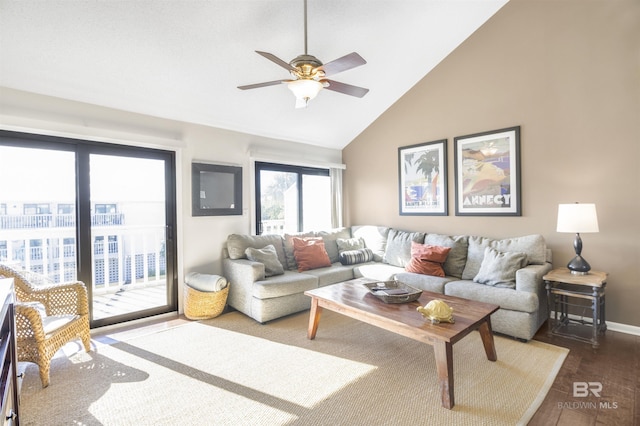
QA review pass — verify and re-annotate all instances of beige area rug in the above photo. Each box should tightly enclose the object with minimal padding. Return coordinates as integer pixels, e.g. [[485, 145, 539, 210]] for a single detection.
[[20, 310, 568, 426]]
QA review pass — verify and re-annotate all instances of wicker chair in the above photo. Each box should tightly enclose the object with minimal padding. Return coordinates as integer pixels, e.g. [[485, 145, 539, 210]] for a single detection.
[[0, 264, 91, 387]]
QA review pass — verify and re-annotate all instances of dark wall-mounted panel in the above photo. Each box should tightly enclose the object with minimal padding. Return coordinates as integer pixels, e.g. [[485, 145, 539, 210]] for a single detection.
[[192, 162, 242, 216]]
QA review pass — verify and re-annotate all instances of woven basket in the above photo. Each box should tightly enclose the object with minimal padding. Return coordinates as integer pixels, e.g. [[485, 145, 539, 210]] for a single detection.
[[184, 285, 229, 320]]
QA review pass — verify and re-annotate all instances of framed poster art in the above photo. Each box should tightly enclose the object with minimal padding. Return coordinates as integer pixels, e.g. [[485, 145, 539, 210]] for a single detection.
[[454, 126, 521, 216], [398, 139, 448, 216]]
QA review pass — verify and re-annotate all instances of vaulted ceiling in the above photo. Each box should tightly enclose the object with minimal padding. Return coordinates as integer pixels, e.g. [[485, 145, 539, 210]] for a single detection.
[[0, 0, 508, 149]]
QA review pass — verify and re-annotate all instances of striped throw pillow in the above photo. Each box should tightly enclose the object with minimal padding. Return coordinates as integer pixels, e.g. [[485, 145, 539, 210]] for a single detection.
[[339, 248, 374, 265]]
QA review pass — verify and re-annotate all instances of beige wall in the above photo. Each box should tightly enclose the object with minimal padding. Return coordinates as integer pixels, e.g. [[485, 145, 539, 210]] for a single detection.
[[343, 0, 640, 327]]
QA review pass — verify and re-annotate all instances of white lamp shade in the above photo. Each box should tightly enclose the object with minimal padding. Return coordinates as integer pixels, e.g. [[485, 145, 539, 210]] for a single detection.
[[287, 79, 323, 101], [557, 203, 599, 233]]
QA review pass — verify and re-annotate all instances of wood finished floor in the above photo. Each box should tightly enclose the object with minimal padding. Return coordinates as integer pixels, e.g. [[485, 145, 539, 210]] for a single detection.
[[529, 324, 639, 425], [89, 313, 638, 425]]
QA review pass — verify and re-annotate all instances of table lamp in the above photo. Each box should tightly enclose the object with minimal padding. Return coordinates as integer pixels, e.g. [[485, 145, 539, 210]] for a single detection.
[[556, 203, 599, 275]]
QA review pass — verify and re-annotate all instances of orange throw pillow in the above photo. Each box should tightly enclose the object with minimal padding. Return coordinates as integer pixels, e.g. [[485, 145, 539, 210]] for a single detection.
[[405, 242, 451, 277], [292, 237, 332, 272]]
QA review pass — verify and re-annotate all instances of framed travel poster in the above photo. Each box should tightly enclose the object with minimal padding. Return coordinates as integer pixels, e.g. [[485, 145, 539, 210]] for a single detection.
[[454, 126, 521, 216], [398, 139, 448, 216]]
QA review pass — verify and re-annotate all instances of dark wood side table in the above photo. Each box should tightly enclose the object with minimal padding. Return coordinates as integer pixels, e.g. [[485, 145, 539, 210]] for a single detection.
[[544, 268, 608, 348]]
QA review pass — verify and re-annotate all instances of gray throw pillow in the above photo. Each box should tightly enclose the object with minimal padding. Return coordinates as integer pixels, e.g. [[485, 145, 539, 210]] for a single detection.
[[473, 247, 528, 289], [424, 234, 468, 278], [245, 245, 285, 277], [283, 232, 316, 270], [336, 237, 365, 252], [383, 229, 425, 267], [318, 228, 351, 263], [351, 226, 390, 262], [226, 234, 286, 264], [462, 234, 546, 280]]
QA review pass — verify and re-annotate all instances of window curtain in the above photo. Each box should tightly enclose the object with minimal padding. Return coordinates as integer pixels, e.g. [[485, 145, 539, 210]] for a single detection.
[[330, 167, 343, 228]]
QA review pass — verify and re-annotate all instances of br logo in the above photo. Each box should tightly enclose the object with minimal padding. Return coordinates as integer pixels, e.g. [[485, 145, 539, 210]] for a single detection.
[[573, 382, 602, 397]]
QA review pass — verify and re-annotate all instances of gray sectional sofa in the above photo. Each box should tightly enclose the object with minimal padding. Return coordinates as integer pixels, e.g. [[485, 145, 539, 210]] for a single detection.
[[222, 225, 553, 341]]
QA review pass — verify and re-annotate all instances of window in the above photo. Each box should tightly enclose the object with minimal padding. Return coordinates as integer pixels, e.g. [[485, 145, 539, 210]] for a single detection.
[[24, 203, 51, 214], [255, 162, 331, 235], [58, 204, 74, 214], [95, 204, 117, 214]]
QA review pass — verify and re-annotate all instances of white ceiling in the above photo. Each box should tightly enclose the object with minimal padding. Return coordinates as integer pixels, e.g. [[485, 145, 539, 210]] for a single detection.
[[0, 0, 508, 150]]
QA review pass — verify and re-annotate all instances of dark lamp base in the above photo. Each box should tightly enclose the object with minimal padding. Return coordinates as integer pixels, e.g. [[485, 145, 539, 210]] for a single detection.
[[567, 255, 591, 275]]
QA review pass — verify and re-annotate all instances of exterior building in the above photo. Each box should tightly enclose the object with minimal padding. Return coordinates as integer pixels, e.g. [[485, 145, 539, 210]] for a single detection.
[[0, 201, 166, 291]]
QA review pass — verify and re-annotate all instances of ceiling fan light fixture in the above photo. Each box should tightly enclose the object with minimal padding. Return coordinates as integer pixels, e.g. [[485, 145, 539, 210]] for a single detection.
[[287, 79, 323, 107], [237, 0, 368, 107]]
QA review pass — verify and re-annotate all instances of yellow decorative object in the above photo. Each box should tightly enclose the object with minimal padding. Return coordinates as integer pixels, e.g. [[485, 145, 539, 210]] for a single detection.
[[417, 299, 455, 324]]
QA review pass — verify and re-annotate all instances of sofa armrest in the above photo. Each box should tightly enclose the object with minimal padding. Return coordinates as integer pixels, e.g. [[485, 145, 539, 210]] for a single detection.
[[515, 263, 553, 293], [222, 258, 266, 316], [222, 258, 265, 287]]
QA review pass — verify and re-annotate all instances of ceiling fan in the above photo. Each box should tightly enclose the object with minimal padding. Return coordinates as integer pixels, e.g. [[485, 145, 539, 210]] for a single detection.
[[238, 0, 369, 109]]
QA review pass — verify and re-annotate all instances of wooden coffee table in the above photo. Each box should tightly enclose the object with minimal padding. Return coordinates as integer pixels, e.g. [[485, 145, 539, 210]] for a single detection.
[[304, 278, 499, 409]]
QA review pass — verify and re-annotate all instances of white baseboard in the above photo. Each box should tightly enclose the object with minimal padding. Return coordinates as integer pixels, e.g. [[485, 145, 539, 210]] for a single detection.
[[606, 321, 640, 336]]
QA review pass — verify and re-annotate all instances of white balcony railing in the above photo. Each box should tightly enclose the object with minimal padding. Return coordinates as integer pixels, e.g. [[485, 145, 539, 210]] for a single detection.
[[261, 219, 286, 235], [0, 226, 166, 295], [0, 213, 125, 230]]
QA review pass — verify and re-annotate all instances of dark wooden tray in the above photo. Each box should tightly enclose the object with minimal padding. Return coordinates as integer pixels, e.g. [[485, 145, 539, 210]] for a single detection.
[[363, 280, 422, 304]]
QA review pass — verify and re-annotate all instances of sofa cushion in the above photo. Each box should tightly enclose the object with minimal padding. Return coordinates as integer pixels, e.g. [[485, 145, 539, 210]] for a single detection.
[[283, 232, 316, 270], [339, 248, 374, 265], [336, 237, 365, 252], [292, 237, 332, 272], [394, 272, 452, 294], [404, 242, 451, 277], [473, 247, 528, 289], [423, 234, 468, 278], [226, 234, 286, 266], [252, 271, 318, 299], [301, 263, 356, 287], [245, 245, 285, 277], [351, 226, 390, 262], [383, 229, 426, 267], [444, 280, 539, 313], [352, 262, 405, 281], [462, 234, 547, 280]]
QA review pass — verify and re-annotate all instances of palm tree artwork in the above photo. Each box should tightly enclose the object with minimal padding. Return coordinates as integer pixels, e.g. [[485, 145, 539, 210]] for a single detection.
[[403, 149, 440, 207]]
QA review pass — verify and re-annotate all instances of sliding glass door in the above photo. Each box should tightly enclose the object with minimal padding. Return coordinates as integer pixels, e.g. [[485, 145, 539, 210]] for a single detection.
[[87, 152, 173, 324], [0, 131, 177, 328]]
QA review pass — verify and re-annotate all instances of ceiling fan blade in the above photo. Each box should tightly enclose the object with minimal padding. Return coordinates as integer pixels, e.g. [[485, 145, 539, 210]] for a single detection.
[[323, 79, 369, 98], [256, 51, 297, 72], [319, 52, 366, 76], [237, 80, 287, 90]]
